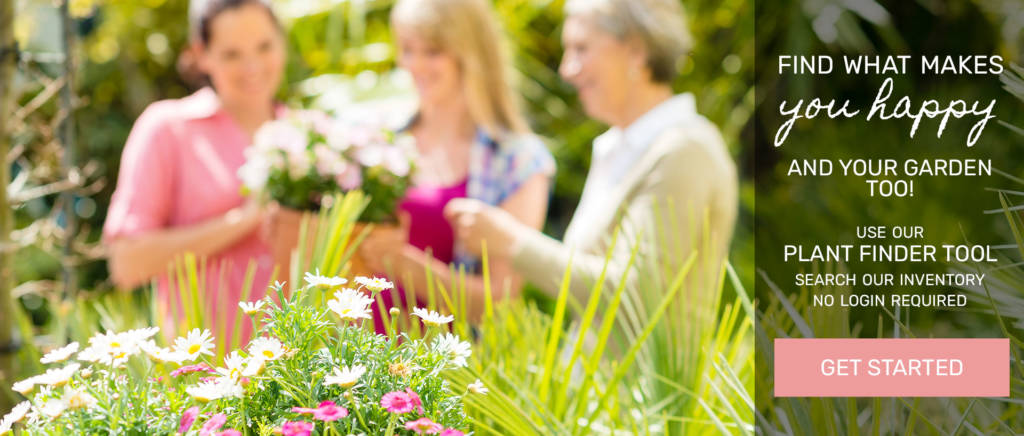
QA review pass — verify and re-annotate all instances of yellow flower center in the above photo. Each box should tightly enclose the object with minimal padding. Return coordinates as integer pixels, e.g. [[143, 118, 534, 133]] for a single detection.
[[262, 350, 275, 359], [188, 344, 201, 355], [67, 394, 87, 409]]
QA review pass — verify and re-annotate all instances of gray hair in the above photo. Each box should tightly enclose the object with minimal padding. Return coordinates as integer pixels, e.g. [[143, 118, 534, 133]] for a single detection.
[[565, 0, 693, 83]]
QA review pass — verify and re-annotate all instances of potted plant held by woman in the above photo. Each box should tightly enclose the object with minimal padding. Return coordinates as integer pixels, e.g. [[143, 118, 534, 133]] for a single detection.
[[238, 109, 415, 282]]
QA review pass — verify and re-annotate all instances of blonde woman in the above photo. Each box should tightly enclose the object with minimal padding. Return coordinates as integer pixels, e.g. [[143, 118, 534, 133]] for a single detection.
[[359, 0, 555, 326], [446, 0, 738, 304]]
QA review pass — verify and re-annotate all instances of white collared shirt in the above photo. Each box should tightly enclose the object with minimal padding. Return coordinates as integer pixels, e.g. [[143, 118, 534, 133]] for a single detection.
[[569, 93, 698, 242]]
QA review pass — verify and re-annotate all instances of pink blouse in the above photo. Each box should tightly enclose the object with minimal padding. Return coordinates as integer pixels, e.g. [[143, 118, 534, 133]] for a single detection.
[[371, 179, 467, 334], [103, 87, 277, 344]]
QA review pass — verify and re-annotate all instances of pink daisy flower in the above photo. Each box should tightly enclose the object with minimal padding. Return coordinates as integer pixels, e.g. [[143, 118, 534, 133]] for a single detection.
[[404, 417, 443, 434], [406, 388, 426, 414], [281, 421, 314, 436], [217, 431, 242, 436], [380, 391, 414, 414], [199, 413, 227, 436], [170, 363, 215, 377], [179, 406, 199, 433], [440, 429, 465, 436], [312, 401, 348, 421]]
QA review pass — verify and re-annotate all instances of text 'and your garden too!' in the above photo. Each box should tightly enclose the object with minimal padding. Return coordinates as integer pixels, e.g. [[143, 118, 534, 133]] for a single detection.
[[773, 54, 1003, 310]]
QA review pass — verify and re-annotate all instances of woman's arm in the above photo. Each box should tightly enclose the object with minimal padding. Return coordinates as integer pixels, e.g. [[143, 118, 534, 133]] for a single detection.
[[108, 201, 264, 289], [450, 130, 737, 305]]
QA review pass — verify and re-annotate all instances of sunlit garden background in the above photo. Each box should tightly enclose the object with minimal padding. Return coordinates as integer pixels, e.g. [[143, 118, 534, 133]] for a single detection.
[[1, 0, 755, 434]]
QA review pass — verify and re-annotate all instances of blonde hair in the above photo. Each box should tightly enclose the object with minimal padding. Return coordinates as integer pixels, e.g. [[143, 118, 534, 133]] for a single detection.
[[565, 0, 693, 83], [391, 0, 528, 139]]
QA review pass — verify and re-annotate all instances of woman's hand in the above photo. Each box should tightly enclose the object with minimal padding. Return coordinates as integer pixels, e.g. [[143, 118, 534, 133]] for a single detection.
[[226, 198, 266, 230], [444, 198, 520, 260], [261, 203, 310, 270], [359, 212, 411, 273]]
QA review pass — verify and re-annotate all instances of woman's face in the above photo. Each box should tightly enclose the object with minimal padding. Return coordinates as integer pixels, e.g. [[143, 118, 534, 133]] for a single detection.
[[198, 3, 285, 109], [395, 27, 462, 107], [559, 15, 640, 126]]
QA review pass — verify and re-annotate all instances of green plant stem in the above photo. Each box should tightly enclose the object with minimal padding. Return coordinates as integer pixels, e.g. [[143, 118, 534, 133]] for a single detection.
[[388, 312, 398, 350], [349, 397, 370, 431], [384, 414, 397, 436]]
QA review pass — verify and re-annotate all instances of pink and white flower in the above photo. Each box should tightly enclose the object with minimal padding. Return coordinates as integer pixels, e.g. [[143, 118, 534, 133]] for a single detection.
[[404, 417, 443, 434], [281, 421, 313, 436], [380, 391, 415, 414]]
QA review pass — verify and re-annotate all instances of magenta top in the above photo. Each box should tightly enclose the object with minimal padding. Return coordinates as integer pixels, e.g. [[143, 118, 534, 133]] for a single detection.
[[372, 179, 468, 333], [104, 87, 281, 344]]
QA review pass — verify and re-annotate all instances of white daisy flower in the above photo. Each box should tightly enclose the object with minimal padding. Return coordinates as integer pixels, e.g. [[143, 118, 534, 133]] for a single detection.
[[40, 399, 67, 419], [238, 300, 265, 315], [76, 346, 102, 364], [186, 380, 224, 401], [216, 351, 248, 381], [324, 365, 366, 388], [34, 363, 81, 387], [241, 356, 266, 377], [248, 337, 286, 361], [62, 387, 98, 410], [411, 307, 455, 326], [36, 385, 55, 399], [468, 379, 488, 395], [217, 378, 245, 399], [11, 376, 38, 395], [354, 276, 394, 293], [0, 401, 30, 432], [82, 330, 139, 366], [433, 333, 472, 368], [40, 342, 79, 364], [305, 270, 348, 290], [122, 327, 160, 343], [139, 340, 186, 365], [186, 379, 238, 402], [327, 288, 374, 321], [173, 329, 215, 362]]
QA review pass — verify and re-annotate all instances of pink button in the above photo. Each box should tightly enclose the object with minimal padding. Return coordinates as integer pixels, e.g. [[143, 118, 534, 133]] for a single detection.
[[774, 338, 1008, 397]]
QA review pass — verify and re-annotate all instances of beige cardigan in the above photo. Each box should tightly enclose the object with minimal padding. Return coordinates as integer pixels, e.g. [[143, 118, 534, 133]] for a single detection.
[[511, 116, 738, 305]]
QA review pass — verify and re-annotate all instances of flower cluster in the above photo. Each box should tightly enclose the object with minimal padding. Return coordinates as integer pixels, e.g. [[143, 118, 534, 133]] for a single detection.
[[237, 110, 415, 220], [2, 274, 480, 435]]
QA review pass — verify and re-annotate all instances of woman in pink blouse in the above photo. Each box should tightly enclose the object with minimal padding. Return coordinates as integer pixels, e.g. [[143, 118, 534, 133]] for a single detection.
[[104, 0, 286, 343]]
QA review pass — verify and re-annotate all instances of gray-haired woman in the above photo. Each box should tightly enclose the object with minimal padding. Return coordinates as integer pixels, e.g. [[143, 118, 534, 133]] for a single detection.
[[445, 0, 738, 303]]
